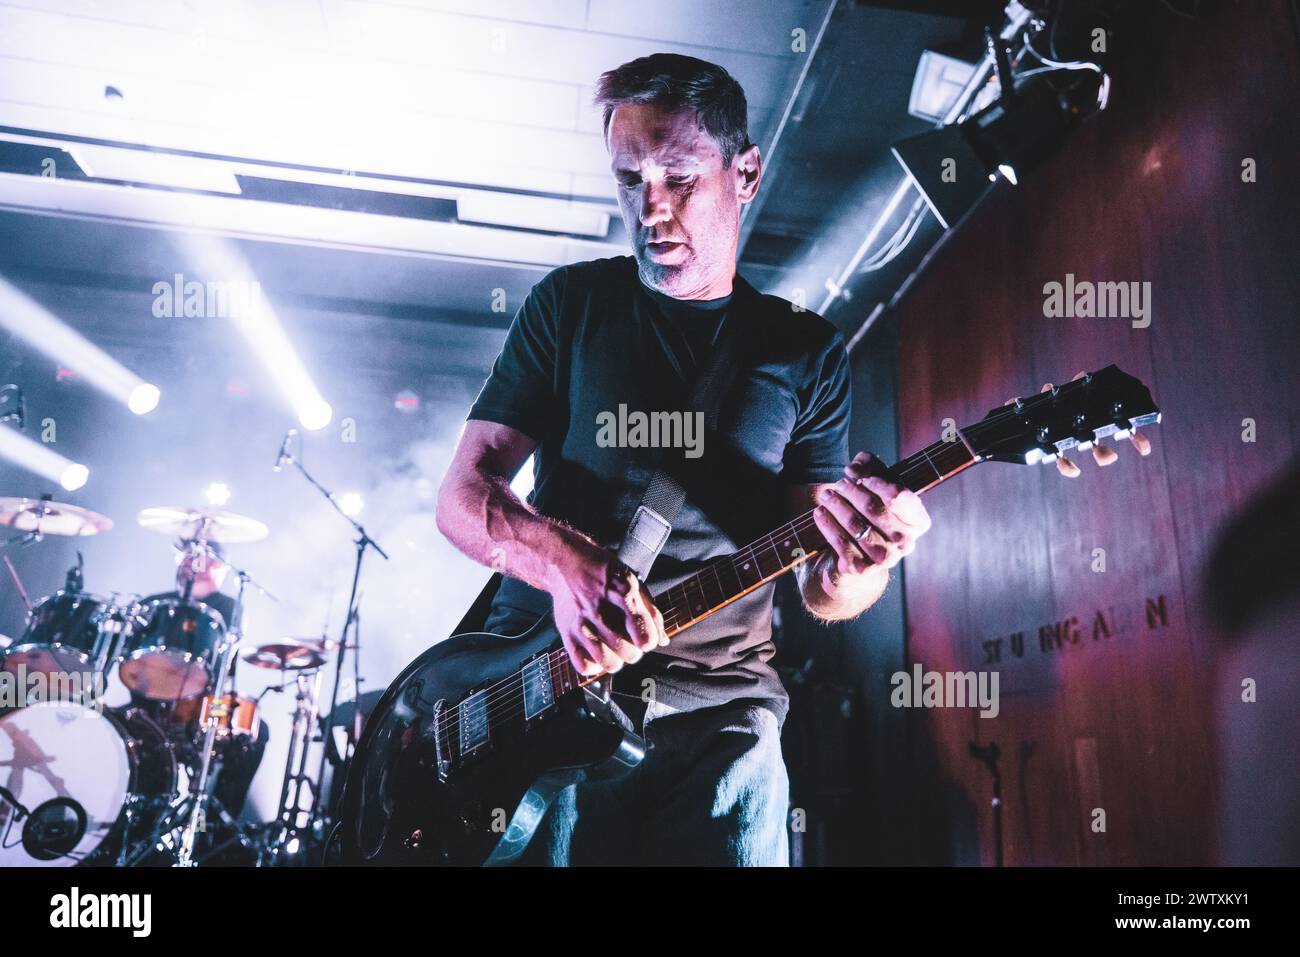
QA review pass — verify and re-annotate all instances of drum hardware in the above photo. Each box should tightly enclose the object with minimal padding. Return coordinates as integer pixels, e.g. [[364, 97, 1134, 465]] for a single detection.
[[174, 563, 252, 868], [172, 537, 280, 607], [272, 430, 388, 839], [258, 661, 326, 866], [2, 554, 32, 613]]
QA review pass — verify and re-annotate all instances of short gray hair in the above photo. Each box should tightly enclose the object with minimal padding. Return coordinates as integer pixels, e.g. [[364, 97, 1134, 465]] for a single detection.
[[594, 53, 752, 167]]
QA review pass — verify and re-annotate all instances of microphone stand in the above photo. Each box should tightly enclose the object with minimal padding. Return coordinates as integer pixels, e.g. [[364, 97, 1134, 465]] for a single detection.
[[276, 442, 387, 843], [969, 741, 1004, 867]]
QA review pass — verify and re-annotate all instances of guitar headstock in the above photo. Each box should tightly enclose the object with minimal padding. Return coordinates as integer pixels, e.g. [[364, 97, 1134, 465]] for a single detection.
[[965, 365, 1161, 466]]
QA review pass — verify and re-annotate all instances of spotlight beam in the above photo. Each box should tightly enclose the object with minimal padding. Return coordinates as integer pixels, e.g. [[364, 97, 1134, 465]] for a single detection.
[[0, 276, 160, 414], [0, 425, 90, 490], [173, 235, 333, 430]]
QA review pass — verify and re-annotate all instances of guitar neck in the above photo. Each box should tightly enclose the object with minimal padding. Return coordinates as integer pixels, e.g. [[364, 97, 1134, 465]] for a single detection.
[[653, 436, 979, 637], [544, 436, 982, 698]]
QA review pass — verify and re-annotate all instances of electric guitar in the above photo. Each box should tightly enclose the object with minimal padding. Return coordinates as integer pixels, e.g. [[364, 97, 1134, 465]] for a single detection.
[[333, 365, 1160, 865]]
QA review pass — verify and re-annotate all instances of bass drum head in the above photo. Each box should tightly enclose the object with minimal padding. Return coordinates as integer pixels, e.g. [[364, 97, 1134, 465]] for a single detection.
[[0, 704, 132, 866]]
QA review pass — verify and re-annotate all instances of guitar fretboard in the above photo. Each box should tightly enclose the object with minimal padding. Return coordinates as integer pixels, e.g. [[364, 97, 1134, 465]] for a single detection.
[[546, 435, 979, 692]]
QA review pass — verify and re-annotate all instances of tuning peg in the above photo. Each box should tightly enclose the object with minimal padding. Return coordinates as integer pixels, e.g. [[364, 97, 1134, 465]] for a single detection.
[[1055, 453, 1081, 478], [1129, 430, 1152, 456], [1091, 443, 1119, 466]]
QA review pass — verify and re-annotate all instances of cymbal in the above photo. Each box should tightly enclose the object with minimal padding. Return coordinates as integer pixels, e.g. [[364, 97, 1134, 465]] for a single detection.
[[242, 642, 326, 672], [285, 635, 357, 654], [0, 497, 113, 536], [137, 506, 268, 543]]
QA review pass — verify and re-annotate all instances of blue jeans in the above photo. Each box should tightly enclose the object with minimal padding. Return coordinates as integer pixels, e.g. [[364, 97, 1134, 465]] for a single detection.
[[522, 699, 790, 866]]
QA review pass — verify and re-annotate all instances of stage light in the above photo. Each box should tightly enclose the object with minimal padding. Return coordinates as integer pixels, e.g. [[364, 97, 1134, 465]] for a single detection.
[[908, 50, 978, 123], [0, 426, 91, 490], [337, 492, 364, 517], [0, 277, 161, 414], [893, 74, 1085, 228], [60, 463, 90, 491], [456, 192, 611, 238], [67, 143, 242, 194], [128, 383, 162, 415], [173, 235, 334, 431], [204, 482, 232, 506], [298, 399, 334, 432]]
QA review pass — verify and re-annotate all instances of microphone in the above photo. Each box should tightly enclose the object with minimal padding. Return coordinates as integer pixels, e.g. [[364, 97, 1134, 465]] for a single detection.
[[22, 797, 88, 862], [273, 429, 298, 472], [64, 552, 84, 593]]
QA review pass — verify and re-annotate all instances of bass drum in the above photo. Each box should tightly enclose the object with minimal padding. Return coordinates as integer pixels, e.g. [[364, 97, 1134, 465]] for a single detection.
[[0, 704, 176, 866]]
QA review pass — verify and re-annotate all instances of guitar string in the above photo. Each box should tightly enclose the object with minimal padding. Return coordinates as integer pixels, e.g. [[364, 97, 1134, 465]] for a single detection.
[[431, 424, 999, 733], [429, 391, 1103, 734], [434, 512, 833, 736], [430, 444, 963, 737]]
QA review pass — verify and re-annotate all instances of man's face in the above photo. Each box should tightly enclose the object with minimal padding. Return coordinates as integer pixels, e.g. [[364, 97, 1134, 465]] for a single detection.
[[177, 550, 227, 597], [607, 102, 760, 299]]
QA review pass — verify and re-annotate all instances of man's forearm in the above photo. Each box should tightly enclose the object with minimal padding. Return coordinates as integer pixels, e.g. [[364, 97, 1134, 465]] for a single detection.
[[797, 550, 889, 622], [435, 470, 592, 593]]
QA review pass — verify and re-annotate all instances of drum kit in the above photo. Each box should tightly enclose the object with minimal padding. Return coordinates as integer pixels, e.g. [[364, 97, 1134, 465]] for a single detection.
[[0, 495, 349, 867]]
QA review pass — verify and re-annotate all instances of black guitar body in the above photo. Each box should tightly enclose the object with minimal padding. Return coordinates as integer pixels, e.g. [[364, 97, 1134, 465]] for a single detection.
[[333, 616, 647, 866]]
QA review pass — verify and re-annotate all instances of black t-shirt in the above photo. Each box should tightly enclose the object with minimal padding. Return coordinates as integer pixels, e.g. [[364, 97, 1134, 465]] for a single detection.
[[468, 255, 851, 723]]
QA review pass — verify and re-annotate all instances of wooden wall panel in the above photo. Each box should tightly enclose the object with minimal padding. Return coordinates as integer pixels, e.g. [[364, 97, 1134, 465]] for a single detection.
[[893, 0, 1300, 865]]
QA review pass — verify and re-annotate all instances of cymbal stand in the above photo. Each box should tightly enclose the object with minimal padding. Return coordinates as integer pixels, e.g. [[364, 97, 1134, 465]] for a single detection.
[[175, 568, 246, 867], [259, 665, 323, 865]]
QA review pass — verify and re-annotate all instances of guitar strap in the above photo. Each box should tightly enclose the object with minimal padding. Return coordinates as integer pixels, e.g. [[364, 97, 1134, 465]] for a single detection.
[[450, 278, 751, 639], [615, 289, 745, 582]]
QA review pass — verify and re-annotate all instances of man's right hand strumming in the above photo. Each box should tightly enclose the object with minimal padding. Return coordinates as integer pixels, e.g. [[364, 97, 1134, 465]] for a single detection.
[[545, 542, 668, 677], [436, 419, 667, 679]]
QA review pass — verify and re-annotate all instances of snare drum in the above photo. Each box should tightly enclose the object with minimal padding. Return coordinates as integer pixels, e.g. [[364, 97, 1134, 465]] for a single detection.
[[173, 692, 260, 740], [119, 598, 227, 701]]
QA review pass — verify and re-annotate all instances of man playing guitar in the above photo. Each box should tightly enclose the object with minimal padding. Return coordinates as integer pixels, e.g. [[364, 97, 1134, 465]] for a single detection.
[[435, 53, 932, 865]]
